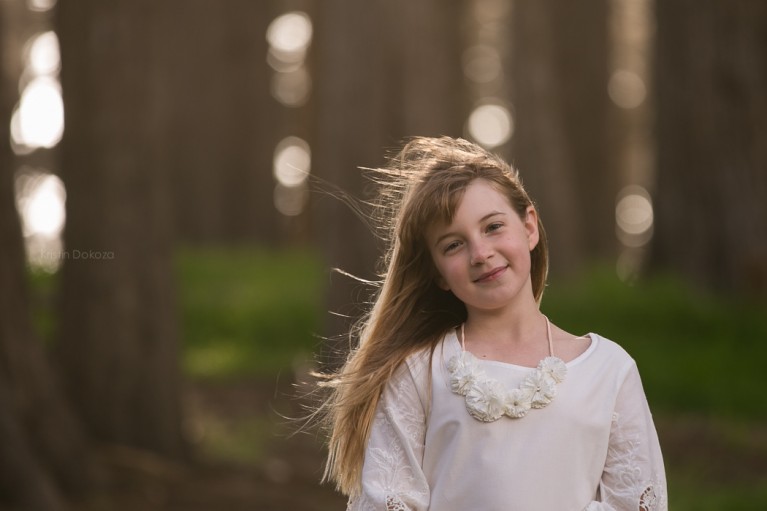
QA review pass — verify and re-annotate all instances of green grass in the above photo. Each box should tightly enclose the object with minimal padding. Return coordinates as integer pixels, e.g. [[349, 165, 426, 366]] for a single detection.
[[669, 474, 767, 511], [176, 246, 324, 379], [27, 247, 326, 379]]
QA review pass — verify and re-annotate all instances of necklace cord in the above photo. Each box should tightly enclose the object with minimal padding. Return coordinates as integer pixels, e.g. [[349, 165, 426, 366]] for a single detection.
[[545, 315, 553, 357], [460, 314, 554, 358]]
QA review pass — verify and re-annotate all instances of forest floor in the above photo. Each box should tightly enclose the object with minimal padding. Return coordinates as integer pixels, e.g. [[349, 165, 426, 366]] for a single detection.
[[73, 373, 767, 511], [74, 374, 347, 511]]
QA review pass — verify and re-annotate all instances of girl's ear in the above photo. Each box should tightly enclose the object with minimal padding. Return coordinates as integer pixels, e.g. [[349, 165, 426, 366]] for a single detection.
[[435, 274, 450, 291], [525, 206, 540, 251]]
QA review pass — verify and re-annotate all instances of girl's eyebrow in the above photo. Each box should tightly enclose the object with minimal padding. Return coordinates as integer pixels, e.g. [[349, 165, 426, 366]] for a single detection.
[[432, 211, 505, 247]]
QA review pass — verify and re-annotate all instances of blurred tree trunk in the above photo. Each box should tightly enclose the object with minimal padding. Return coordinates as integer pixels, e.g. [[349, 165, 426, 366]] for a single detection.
[[218, 2, 276, 243], [56, 1, 187, 458], [313, 0, 389, 366], [0, 4, 91, 510], [0, 197, 77, 511], [510, 0, 585, 275], [313, 0, 465, 366], [393, 0, 467, 136], [164, 1, 276, 245], [510, 0, 612, 274], [653, 1, 767, 296], [551, 1, 615, 260]]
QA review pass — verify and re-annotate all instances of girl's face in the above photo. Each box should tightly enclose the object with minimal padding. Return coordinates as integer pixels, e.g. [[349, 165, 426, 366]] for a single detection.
[[426, 179, 539, 316]]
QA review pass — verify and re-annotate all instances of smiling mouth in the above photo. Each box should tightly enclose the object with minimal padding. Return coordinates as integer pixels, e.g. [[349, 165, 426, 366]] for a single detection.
[[473, 265, 508, 283]]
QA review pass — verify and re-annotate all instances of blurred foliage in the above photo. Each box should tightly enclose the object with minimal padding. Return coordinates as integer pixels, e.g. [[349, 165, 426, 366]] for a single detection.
[[25, 247, 325, 380], [29, 249, 766, 417], [196, 415, 272, 465], [669, 475, 767, 511], [541, 267, 767, 420], [176, 247, 324, 379], [176, 248, 767, 419]]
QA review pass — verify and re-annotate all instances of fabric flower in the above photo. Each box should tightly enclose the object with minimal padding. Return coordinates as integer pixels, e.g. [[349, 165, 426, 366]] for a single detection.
[[465, 378, 506, 422], [446, 345, 567, 423], [504, 387, 533, 418], [538, 356, 567, 384], [447, 353, 478, 395], [522, 371, 557, 409]]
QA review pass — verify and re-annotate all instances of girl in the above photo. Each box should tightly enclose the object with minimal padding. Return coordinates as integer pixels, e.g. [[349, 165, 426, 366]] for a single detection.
[[316, 137, 667, 510]]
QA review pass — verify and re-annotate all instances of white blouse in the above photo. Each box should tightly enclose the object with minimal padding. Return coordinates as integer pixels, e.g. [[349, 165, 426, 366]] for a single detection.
[[348, 331, 667, 511]]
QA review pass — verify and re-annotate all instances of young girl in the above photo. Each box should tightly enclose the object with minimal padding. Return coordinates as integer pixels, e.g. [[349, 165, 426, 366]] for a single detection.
[[316, 136, 667, 510]]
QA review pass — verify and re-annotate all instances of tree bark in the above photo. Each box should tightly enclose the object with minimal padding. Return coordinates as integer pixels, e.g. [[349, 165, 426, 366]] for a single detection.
[[56, 1, 186, 458], [653, 0, 767, 296], [394, 0, 467, 137], [549, 0, 615, 260], [162, 0, 277, 245]]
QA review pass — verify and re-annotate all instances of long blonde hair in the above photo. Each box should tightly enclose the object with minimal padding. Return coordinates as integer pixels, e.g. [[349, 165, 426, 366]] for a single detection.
[[316, 136, 548, 496]]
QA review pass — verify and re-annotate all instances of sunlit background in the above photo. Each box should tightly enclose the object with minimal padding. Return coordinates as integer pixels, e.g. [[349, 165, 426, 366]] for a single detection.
[[11, 0, 654, 280]]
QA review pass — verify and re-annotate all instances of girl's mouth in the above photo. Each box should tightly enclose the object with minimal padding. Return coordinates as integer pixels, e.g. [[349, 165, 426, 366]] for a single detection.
[[474, 265, 508, 283]]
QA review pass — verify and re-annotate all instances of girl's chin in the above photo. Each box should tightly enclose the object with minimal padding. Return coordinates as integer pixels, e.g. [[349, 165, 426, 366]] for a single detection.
[[460, 290, 534, 312]]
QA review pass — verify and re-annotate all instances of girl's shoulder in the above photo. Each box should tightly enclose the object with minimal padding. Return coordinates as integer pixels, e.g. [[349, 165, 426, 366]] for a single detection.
[[588, 332, 633, 357], [550, 321, 635, 367], [403, 328, 458, 374], [579, 332, 639, 376]]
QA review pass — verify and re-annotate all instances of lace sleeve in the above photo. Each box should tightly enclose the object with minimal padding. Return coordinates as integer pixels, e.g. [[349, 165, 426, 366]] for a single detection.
[[583, 361, 668, 511], [347, 357, 431, 511]]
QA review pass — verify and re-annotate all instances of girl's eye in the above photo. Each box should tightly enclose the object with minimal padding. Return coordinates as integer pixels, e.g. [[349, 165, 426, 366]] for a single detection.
[[444, 241, 461, 253], [487, 222, 503, 233]]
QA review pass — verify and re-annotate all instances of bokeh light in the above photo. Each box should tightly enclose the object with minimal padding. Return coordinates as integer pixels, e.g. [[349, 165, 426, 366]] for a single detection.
[[11, 31, 64, 153], [615, 185, 653, 247], [27, 31, 60, 76], [27, 0, 57, 12], [467, 102, 513, 148], [15, 169, 67, 272], [266, 11, 313, 68], [608, 70, 647, 109], [274, 182, 309, 217], [472, 0, 510, 24], [267, 11, 313, 107], [12, 76, 64, 149], [273, 136, 311, 187], [15, 170, 66, 238], [273, 137, 311, 217], [271, 67, 311, 107]]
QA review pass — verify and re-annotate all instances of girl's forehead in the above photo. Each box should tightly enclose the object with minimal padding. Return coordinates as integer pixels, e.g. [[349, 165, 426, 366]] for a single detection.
[[425, 180, 514, 238], [454, 179, 513, 214]]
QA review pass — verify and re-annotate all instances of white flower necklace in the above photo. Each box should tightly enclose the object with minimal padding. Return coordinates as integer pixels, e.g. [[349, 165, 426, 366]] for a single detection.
[[447, 316, 567, 423]]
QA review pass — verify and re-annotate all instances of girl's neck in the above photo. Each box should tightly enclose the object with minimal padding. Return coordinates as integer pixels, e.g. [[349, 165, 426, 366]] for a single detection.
[[463, 301, 544, 348]]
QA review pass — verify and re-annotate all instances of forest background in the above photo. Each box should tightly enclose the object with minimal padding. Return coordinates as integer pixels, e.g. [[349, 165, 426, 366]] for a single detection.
[[1, 0, 766, 509]]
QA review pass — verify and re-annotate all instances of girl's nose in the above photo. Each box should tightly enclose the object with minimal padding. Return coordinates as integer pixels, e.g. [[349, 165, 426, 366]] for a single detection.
[[469, 240, 493, 265]]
